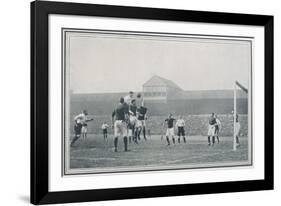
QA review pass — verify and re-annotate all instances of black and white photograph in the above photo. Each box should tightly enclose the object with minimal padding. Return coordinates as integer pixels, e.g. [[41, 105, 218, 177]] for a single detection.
[[63, 29, 252, 175], [28, 1, 274, 204]]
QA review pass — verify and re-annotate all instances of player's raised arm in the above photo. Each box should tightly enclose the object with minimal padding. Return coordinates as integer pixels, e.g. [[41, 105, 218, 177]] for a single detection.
[[85, 116, 94, 122]]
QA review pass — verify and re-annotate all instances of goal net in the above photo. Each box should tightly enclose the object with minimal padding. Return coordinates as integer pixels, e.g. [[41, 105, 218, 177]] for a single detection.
[[233, 81, 248, 151]]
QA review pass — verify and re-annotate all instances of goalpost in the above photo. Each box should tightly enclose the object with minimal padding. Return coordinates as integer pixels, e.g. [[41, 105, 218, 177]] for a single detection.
[[233, 81, 248, 151]]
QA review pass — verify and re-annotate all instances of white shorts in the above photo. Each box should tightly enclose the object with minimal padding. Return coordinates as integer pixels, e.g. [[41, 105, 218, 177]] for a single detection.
[[128, 129, 133, 137], [207, 125, 216, 136], [114, 120, 128, 137], [234, 122, 241, 136], [81, 126, 87, 134], [129, 115, 137, 125], [166, 128, 175, 137], [136, 120, 146, 128]]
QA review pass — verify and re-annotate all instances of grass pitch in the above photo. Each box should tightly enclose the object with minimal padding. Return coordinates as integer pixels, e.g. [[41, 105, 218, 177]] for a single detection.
[[69, 134, 250, 172]]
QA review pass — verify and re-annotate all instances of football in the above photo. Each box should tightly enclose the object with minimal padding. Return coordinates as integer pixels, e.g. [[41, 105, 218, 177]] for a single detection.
[[137, 93, 142, 98]]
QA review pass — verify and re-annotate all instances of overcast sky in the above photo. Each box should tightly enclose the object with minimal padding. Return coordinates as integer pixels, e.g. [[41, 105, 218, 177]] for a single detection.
[[67, 32, 251, 93]]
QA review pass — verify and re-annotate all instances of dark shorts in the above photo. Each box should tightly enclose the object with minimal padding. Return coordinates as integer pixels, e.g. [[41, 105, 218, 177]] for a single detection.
[[74, 123, 82, 135], [103, 129, 107, 134], [177, 127, 185, 136], [215, 125, 219, 135]]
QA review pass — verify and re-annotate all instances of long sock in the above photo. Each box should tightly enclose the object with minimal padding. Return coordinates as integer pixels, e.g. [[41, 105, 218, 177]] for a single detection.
[[212, 136, 215, 144], [114, 137, 118, 152], [166, 136, 170, 145], [178, 137, 180, 143], [183, 136, 186, 143], [236, 136, 240, 144], [129, 136, 131, 144], [124, 136, 128, 151], [172, 137, 175, 144], [134, 129, 137, 142], [133, 130, 138, 144], [143, 127, 146, 140], [217, 136, 220, 143], [208, 136, 211, 145], [137, 129, 141, 140], [71, 135, 80, 146]]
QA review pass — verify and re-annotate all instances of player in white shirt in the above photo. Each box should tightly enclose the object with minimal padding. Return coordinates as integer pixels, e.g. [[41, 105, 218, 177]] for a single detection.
[[176, 116, 186, 143], [101, 122, 109, 142], [70, 110, 93, 147], [208, 113, 216, 146], [124, 91, 134, 105]]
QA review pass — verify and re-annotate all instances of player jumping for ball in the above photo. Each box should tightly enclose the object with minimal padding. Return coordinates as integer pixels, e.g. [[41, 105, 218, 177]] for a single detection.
[[124, 91, 134, 105], [164, 114, 176, 146], [207, 113, 216, 146], [176, 116, 187, 143], [128, 99, 138, 144], [112, 97, 130, 152], [70, 110, 93, 147], [136, 100, 148, 142]]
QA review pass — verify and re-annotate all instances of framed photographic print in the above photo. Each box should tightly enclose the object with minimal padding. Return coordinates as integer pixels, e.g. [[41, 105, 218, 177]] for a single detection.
[[31, 0, 274, 204]]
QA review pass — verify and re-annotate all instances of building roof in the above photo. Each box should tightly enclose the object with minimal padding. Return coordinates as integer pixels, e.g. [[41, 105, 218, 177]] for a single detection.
[[71, 92, 127, 102], [143, 75, 182, 90]]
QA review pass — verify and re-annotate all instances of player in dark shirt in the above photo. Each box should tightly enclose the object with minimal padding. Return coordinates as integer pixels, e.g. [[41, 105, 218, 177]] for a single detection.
[[112, 97, 129, 152], [234, 113, 241, 147], [136, 105, 148, 141], [128, 99, 138, 144], [214, 114, 221, 144], [129, 100, 137, 116], [164, 114, 176, 145]]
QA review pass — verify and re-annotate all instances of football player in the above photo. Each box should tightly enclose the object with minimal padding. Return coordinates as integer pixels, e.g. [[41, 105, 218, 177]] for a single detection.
[[70, 110, 93, 146], [214, 114, 221, 144], [128, 99, 138, 144], [207, 113, 216, 146], [112, 97, 129, 152], [101, 122, 109, 142], [164, 114, 176, 145], [176, 116, 186, 143], [124, 91, 134, 105], [136, 101, 148, 141], [234, 113, 241, 147]]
